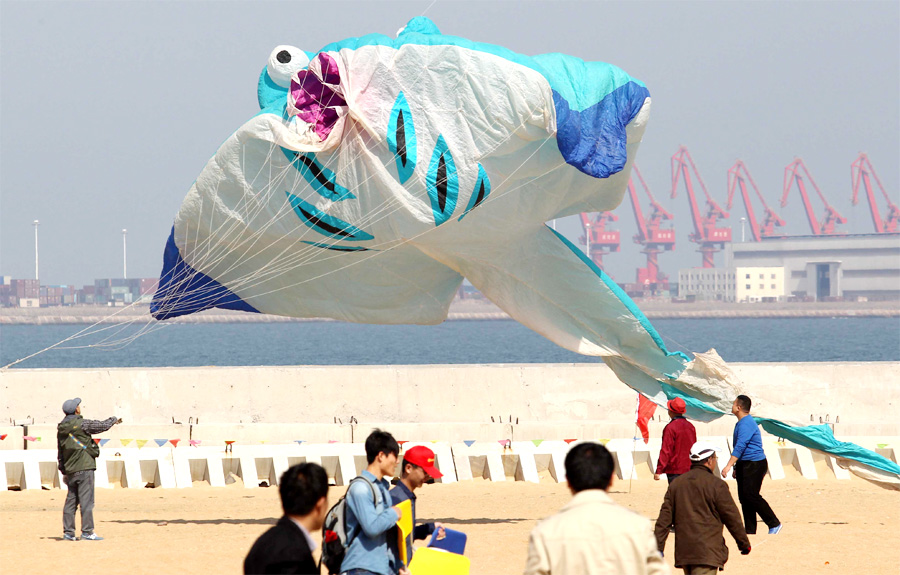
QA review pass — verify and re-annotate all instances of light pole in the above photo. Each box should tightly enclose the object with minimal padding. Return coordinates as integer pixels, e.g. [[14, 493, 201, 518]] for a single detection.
[[739, 217, 747, 242], [33, 220, 40, 281], [585, 222, 591, 260], [122, 229, 128, 279]]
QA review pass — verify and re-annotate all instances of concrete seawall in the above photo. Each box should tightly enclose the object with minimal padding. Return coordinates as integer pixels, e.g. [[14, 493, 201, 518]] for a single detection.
[[2, 362, 897, 449]]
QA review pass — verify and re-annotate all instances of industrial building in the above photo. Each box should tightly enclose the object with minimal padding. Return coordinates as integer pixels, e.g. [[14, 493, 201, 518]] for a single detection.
[[725, 233, 900, 300], [678, 266, 786, 303]]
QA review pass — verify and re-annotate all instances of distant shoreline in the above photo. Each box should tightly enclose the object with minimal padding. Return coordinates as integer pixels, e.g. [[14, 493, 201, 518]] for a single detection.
[[2, 300, 898, 324]]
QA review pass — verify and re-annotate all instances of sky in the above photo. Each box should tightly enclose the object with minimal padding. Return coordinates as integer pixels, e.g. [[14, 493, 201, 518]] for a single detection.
[[1, 0, 898, 287]]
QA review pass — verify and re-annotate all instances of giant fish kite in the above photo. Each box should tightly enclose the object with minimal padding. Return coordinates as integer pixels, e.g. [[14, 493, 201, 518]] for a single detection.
[[152, 17, 899, 488]]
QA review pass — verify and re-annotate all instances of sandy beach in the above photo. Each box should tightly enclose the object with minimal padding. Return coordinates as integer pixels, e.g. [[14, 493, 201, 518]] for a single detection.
[[2, 475, 898, 574]]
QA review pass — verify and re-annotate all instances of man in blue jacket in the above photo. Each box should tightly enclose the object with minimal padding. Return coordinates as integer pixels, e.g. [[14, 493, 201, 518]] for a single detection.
[[341, 429, 404, 575], [721, 395, 782, 535], [389, 445, 446, 566]]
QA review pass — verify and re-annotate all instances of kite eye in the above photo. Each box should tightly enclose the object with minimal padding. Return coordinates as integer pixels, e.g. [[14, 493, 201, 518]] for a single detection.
[[267, 45, 309, 88]]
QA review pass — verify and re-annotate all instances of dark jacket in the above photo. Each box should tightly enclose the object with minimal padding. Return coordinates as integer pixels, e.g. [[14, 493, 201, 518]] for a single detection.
[[389, 481, 436, 564], [656, 416, 697, 475], [243, 516, 319, 574], [57, 415, 101, 474], [655, 464, 750, 569]]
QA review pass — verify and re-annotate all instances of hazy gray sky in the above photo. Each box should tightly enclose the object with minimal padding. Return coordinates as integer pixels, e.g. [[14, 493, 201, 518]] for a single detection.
[[2, 0, 897, 287]]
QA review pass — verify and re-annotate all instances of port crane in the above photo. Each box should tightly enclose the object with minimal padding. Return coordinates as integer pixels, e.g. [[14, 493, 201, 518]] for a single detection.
[[578, 211, 620, 270], [670, 146, 731, 267], [781, 158, 846, 235], [627, 164, 675, 289], [726, 160, 785, 242], [851, 153, 899, 233]]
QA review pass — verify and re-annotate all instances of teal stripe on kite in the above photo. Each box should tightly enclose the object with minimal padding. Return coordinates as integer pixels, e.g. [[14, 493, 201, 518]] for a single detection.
[[758, 418, 900, 476], [549, 226, 690, 364]]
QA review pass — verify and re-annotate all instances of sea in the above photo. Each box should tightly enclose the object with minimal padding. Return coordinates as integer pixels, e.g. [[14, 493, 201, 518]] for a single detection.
[[1, 317, 897, 369]]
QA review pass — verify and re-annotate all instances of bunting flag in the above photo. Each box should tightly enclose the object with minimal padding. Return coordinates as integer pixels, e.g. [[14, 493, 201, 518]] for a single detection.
[[328, 440, 338, 444], [598, 438, 610, 445], [498, 440, 511, 448], [294, 440, 305, 445], [189, 440, 201, 446], [135, 439, 149, 448], [463, 440, 476, 447], [24, 436, 37, 441], [531, 440, 543, 447], [260, 440, 267, 444], [0, 434, 7, 440], [563, 439, 577, 444], [224, 441, 236, 445], [154, 439, 168, 447], [120, 438, 133, 447], [398, 440, 409, 448], [99, 438, 110, 447], [636, 393, 657, 444], [169, 439, 180, 447], [93, 438, 102, 445]]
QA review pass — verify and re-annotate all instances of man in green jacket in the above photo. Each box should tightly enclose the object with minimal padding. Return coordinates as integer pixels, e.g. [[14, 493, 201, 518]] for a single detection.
[[57, 397, 120, 541]]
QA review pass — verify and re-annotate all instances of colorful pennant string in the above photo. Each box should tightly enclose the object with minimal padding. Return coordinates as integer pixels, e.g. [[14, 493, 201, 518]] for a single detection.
[[189, 440, 201, 446], [531, 440, 543, 447], [99, 438, 110, 447], [169, 439, 180, 447], [463, 440, 476, 447], [93, 438, 102, 445], [154, 439, 168, 447], [563, 439, 577, 444], [135, 439, 148, 448], [120, 439, 133, 447]]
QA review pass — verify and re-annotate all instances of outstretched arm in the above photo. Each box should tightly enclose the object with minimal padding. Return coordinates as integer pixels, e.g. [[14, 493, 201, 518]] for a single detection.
[[82, 416, 118, 435]]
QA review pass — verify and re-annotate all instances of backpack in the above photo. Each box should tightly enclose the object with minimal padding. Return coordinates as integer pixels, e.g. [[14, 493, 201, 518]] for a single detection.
[[320, 476, 380, 575]]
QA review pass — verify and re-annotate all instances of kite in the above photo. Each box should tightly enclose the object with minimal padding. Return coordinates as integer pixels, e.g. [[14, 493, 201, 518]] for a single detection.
[[151, 17, 900, 488]]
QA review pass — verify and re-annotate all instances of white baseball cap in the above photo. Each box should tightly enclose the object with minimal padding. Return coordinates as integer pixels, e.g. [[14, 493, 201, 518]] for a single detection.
[[689, 441, 722, 461]]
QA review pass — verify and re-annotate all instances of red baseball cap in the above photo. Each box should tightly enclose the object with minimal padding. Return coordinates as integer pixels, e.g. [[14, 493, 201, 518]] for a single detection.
[[667, 397, 686, 415], [403, 445, 443, 479]]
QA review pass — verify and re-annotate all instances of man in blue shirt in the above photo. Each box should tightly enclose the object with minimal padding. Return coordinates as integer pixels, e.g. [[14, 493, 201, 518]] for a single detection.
[[341, 429, 404, 575], [721, 395, 782, 535], [389, 445, 446, 567]]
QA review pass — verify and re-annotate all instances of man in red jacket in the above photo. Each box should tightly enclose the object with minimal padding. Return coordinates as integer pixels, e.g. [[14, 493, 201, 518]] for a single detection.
[[654, 398, 696, 484]]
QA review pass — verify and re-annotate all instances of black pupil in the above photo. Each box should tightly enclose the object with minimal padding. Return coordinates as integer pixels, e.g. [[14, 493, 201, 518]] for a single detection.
[[277, 50, 292, 64]]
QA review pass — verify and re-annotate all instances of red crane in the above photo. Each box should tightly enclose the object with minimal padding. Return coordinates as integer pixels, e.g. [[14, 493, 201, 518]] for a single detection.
[[727, 160, 786, 242], [851, 153, 899, 233], [670, 146, 731, 267], [627, 164, 675, 289], [578, 211, 620, 270], [781, 158, 846, 235]]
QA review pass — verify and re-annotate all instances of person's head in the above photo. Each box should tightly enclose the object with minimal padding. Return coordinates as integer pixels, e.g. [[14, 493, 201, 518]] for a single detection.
[[279, 463, 329, 528], [365, 429, 400, 475], [666, 398, 686, 419], [564, 442, 615, 494], [732, 395, 752, 416], [400, 445, 443, 489], [62, 398, 82, 416], [689, 442, 721, 471]]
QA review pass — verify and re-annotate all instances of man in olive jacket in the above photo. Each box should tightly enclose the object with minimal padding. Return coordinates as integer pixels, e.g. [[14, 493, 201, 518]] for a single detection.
[[655, 442, 751, 574], [57, 397, 120, 541]]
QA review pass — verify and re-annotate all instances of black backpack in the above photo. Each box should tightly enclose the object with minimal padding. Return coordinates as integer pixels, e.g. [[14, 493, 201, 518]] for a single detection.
[[320, 476, 380, 575]]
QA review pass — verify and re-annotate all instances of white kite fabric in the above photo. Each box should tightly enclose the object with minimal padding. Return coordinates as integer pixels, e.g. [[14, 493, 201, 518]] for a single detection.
[[150, 17, 900, 489]]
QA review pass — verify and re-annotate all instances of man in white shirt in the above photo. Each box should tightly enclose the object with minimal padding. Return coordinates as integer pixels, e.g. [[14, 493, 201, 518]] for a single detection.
[[525, 442, 669, 575]]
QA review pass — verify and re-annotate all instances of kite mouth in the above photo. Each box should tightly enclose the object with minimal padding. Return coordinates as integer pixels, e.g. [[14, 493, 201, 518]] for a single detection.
[[289, 52, 347, 142]]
